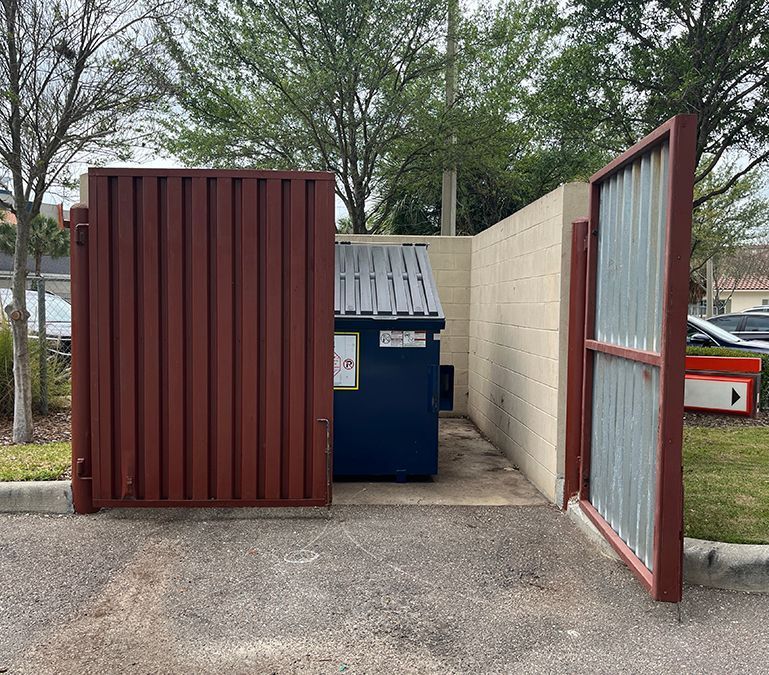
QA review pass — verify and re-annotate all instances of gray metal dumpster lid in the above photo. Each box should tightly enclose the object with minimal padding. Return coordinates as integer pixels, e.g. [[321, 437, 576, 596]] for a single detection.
[[334, 242, 445, 319]]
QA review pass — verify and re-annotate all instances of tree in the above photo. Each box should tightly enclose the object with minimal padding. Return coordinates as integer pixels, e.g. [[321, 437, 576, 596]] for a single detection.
[[0, 0, 170, 441], [690, 164, 769, 274], [158, 0, 450, 234], [379, 0, 606, 235], [535, 0, 769, 209], [0, 215, 70, 275]]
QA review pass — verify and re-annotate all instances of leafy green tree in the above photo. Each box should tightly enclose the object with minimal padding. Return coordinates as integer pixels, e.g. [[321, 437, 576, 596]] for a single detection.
[[691, 165, 769, 273], [379, 0, 606, 235], [0, 215, 69, 276], [535, 0, 769, 207], [159, 0, 450, 234]]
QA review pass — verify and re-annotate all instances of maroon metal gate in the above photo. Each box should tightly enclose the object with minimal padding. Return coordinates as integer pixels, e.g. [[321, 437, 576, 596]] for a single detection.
[[567, 115, 697, 602], [70, 169, 335, 512]]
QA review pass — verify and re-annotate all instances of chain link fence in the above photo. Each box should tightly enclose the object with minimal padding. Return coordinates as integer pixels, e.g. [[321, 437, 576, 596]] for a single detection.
[[0, 272, 71, 415]]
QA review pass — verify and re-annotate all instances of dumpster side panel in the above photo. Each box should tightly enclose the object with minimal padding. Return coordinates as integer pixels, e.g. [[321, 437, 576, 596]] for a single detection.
[[333, 325, 441, 477]]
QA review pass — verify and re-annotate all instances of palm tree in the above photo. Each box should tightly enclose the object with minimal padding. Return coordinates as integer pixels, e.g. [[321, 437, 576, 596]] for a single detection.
[[0, 213, 69, 275]]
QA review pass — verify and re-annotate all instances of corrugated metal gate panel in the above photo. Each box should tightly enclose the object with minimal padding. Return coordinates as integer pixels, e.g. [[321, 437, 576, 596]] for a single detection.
[[589, 142, 670, 570], [589, 352, 659, 569], [578, 115, 697, 602], [594, 144, 669, 353], [72, 169, 334, 508]]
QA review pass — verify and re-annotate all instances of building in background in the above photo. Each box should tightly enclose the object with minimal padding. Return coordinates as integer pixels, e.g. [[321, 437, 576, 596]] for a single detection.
[[710, 245, 769, 315], [0, 187, 71, 299]]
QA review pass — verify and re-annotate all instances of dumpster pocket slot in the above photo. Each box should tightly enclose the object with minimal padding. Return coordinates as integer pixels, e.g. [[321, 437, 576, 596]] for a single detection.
[[439, 365, 454, 411]]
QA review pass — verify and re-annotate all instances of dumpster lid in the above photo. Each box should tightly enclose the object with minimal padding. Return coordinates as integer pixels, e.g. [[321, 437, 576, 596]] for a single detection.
[[334, 242, 444, 320]]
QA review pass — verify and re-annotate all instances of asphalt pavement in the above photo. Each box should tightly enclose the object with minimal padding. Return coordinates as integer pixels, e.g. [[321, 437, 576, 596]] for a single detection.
[[1, 505, 767, 674]]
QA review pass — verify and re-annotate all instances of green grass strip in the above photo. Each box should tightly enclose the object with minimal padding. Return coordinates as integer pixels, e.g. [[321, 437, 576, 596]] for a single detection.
[[684, 426, 769, 544], [0, 441, 71, 481]]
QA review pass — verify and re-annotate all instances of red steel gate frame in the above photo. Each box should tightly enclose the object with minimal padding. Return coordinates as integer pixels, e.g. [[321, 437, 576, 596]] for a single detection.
[[70, 169, 335, 512], [567, 115, 697, 602]]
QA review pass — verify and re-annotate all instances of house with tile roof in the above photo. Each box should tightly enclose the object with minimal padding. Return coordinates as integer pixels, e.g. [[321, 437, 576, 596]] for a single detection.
[[714, 245, 769, 312]]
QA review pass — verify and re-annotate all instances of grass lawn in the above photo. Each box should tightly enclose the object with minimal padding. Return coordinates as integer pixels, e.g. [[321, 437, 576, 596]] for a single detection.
[[684, 426, 769, 544], [0, 441, 71, 481]]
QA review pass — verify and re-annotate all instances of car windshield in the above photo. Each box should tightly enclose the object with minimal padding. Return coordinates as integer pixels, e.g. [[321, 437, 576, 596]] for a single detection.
[[689, 315, 743, 342]]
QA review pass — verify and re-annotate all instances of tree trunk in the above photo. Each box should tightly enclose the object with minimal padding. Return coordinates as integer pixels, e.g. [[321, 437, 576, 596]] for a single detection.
[[350, 202, 367, 234], [9, 208, 33, 443]]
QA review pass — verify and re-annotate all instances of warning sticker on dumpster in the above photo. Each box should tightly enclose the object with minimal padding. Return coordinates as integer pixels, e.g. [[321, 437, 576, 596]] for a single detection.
[[334, 333, 359, 390], [379, 330, 426, 348]]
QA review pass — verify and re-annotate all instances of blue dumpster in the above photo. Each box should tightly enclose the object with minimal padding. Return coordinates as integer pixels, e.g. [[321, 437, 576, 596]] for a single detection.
[[333, 242, 452, 478]]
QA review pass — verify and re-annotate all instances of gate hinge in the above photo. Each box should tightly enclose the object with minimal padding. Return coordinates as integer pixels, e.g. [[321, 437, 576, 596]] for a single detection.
[[75, 457, 92, 480], [75, 222, 89, 245]]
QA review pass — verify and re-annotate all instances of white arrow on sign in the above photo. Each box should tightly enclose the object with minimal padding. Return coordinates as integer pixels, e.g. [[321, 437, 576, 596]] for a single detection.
[[684, 377, 750, 414]]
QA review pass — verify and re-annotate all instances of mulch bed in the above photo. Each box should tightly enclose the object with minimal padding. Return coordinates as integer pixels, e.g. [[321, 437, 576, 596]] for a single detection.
[[684, 409, 769, 428], [0, 409, 71, 445]]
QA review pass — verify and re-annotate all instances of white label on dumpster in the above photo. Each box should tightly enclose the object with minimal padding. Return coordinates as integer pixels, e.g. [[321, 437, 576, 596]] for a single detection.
[[334, 333, 359, 389], [380, 330, 426, 348]]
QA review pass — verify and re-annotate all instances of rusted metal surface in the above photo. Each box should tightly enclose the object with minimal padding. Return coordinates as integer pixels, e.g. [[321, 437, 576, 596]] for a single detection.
[[578, 115, 697, 602], [71, 169, 335, 509]]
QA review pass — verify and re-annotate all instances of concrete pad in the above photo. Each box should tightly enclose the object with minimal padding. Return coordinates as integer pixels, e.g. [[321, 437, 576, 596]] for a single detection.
[[333, 418, 546, 506], [2, 506, 769, 673], [0, 480, 72, 513]]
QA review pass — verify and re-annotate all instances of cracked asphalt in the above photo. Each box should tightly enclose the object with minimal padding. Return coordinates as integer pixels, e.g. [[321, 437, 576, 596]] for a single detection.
[[1, 505, 768, 674]]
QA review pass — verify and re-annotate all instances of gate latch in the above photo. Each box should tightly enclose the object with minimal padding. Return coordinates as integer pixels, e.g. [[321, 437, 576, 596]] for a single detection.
[[317, 418, 331, 497]]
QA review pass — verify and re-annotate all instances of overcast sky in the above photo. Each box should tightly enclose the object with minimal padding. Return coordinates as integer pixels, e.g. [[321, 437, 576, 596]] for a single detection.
[[62, 147, 349, 224]]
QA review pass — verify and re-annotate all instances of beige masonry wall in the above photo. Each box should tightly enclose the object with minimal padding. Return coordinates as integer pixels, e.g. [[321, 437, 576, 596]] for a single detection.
[[336, 234, 472, 415], [467, 183, 589, 501]]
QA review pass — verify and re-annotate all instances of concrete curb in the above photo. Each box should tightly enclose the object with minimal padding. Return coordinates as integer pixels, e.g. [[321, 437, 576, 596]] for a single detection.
[[565, 498, 620, 562], [567, 500, 769, 593], [684, 537, 769, 593], [0, 480, 73, 514]]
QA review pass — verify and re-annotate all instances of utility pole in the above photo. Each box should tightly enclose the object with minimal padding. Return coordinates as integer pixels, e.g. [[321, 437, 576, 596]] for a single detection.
[[706, 257, 714, 317], [440, 0, 458, 236]]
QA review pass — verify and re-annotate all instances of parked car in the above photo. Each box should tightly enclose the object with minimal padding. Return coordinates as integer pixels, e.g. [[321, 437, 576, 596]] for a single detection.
[[743, 306, 769, 314], [707, 312, 769, 341], [0, 288, 71, 356], [687, 314, 769, 354]]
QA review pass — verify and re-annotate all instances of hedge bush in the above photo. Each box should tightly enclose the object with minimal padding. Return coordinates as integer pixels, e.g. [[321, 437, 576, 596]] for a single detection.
[[686, 346, 769, 411]]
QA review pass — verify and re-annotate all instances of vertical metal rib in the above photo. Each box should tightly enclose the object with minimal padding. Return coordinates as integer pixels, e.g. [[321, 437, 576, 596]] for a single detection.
[[402, 245, 424, 315], [344, 244, 356, 313], [415, 245, 439, 315], [371, 246, 391, 314], [388, 247, 409, 314], [334, 244, 341, 314], [358, 246, 373, 314]]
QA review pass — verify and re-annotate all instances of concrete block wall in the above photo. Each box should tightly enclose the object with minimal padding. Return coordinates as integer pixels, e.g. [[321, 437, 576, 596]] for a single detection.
[[467, 183, 589, 501], [337, 234, 472, 415]]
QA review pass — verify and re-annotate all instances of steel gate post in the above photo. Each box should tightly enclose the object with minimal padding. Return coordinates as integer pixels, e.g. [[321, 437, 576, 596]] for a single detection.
[[563, 218, 589, 507], [69, 203, 96, 513]]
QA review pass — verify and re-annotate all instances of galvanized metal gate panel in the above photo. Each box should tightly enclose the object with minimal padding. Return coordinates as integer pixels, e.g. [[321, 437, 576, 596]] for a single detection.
[[70, 169, 335, 511], [578, 116, 697, 602]]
